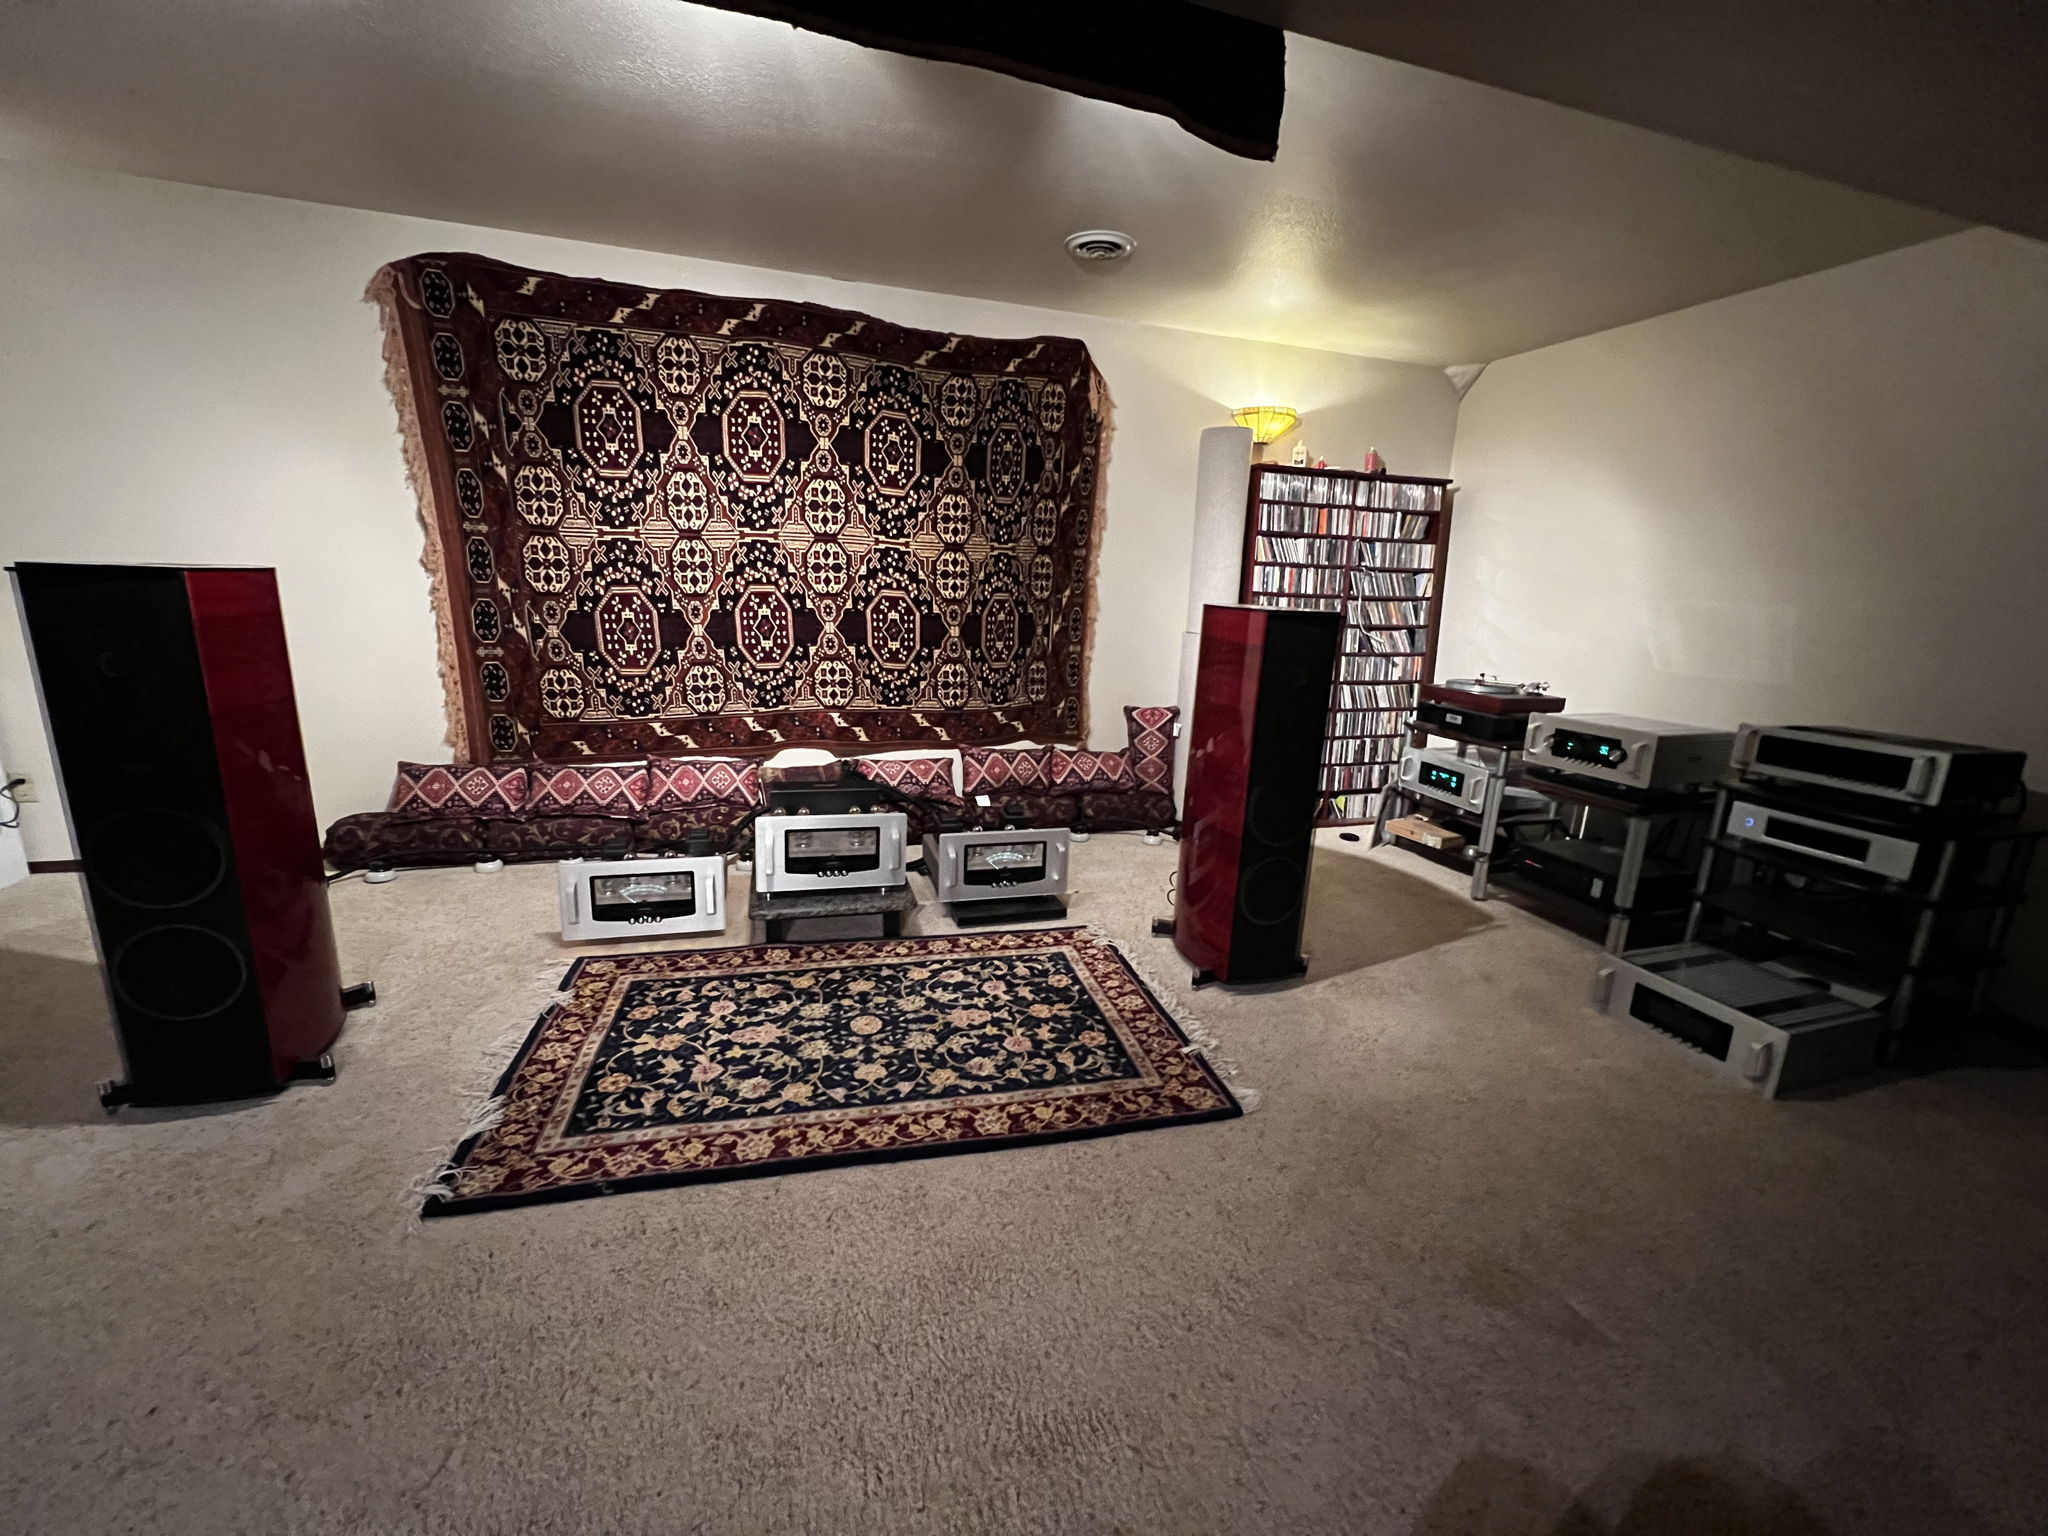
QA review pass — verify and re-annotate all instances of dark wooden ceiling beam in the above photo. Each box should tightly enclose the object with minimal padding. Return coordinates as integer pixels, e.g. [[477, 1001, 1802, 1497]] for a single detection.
[[1199, 0, 2048, 239]]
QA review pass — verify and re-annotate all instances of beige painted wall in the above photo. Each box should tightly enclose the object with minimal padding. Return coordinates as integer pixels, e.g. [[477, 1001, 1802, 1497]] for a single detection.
[[0, 158, 1457, 863], [1442, 228, 2048, 1021]]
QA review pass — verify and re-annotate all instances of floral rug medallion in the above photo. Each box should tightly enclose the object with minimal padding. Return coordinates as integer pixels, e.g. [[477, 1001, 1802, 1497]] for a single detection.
[[422, 927, 1239, 1216]]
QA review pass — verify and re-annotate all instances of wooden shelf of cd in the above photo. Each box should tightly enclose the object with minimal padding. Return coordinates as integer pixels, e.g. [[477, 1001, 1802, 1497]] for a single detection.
[[1239, 463, 1455, 824]]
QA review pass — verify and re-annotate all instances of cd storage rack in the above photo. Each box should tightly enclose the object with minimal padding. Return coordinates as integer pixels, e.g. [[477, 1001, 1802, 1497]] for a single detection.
[[1240, 464, 1454, 824]]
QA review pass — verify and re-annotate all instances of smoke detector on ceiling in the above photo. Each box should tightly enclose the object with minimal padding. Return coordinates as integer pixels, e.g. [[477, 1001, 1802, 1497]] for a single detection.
[[1065, 229, 1136, 263]]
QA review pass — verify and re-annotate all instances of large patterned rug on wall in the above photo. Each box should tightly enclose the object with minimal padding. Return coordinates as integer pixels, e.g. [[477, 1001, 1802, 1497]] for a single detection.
[[420, 928, 1239, 1217], [371, 253, 1109, 763]]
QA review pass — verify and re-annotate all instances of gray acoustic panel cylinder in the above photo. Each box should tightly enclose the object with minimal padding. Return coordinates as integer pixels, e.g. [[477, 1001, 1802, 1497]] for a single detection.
[[1184, 425, 1255, 631], [1175, 425, 1254, 798]]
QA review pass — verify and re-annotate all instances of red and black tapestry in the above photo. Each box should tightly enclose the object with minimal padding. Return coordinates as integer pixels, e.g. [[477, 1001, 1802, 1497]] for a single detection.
[[420, 927, 1239, 1216], [371, 253, 1108, 764]]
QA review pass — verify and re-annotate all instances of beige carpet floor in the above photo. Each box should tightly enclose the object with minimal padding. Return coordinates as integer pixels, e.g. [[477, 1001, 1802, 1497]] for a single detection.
[[3, 833, 2046, 1536]]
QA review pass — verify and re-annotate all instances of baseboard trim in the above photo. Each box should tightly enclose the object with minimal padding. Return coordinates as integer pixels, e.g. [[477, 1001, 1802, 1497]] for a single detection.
[[27, 859, 82, 874]]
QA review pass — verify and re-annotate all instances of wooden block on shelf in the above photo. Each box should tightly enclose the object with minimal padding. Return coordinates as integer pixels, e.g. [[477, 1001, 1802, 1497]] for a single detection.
[[1387, 815, 1465, 852]]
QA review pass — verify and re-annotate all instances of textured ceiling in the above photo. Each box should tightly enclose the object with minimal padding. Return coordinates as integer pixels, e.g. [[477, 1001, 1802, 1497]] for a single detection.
[[0, 0, 1960, 364]]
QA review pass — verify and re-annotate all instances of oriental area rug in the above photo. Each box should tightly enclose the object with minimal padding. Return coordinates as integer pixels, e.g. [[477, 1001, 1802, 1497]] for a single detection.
[[371, 252, 1108, 764], [420, 928, 1239, 1217]]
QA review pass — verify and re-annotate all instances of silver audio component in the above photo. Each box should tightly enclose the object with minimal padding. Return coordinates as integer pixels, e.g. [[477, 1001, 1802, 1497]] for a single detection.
[[1725, 799, 1921, 880], [1395, 743, 1496, 814], [1731, 725, 2025, 810], [558, 854, 727, 941], [1589, 943, 1883, 1098], [754, 811, 908, 894], [1524, 713, 1734, 792], [924, 827, 1071, 904]]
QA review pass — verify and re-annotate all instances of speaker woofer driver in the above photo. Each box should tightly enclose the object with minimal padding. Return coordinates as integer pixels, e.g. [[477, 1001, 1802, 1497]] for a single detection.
[[111, 925, 249, 1021], [1238, 856, 1306, 926], [85, 809, 229, 909]]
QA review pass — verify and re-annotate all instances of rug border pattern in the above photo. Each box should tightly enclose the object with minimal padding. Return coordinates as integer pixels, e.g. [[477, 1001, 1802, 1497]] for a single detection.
[[421, 926, 1238, 1217]]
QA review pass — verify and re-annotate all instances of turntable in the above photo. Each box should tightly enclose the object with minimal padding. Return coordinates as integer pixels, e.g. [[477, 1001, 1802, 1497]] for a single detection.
[[1418, 676, 1567, 743]]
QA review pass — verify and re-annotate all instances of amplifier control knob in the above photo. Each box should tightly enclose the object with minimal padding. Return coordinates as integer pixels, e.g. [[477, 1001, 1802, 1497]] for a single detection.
[[1605, 746, 1629, 766]]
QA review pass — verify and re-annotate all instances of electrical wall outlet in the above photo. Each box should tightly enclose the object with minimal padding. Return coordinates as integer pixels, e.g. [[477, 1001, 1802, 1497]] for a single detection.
[[8, 777, 35, 803]]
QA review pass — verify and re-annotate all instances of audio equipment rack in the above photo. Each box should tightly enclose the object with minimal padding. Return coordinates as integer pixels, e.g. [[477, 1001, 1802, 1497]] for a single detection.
[[1370, 719, 1555, 899], [1240, 464, 1453, 825], [1684, 776, 2047, 1053], [1496, 770, 1713, 952]]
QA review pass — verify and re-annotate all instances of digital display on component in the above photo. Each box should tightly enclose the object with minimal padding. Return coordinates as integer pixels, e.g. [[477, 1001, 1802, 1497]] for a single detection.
[[1552, 730, 1626, 767], [589, 871, 696, 922], [1420, 762, 1466, 796], [964, 841, 1048, 886]]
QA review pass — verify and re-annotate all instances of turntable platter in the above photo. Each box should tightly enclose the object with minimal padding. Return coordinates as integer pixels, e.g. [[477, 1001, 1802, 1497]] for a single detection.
[[1443, 677, 1525, 696]]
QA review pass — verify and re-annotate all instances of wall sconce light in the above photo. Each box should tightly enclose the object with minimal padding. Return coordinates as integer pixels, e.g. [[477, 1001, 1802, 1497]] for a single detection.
[[1232, 405, 1298, 459]]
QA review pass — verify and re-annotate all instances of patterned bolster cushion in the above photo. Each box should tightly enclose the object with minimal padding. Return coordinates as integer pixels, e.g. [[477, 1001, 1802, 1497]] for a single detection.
[[527, 761, 651, 819], [1123, 705, 1181, 793], [961, 746, 1051, 796], [646, 756, 763, 810], [1043, 745, 1135, 792], [637, 801, 756, 854], [852, 755, 962, 805], [386, 762, 530, 821]]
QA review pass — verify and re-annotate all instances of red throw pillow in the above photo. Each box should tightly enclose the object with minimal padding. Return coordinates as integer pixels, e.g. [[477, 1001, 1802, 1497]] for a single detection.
[[1043, 746, 1136, 792], [1124, 705, 1181, 792], [853, 755, 962, 804], [386, 762, 529, 821], [646, 756, 763, 810], [527, 762, 650, 819], [961, 746, 1050, 796]]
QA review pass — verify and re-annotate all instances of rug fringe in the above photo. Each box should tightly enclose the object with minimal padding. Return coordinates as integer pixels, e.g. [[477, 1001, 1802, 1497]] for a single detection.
[[404, 960, 566, 1224], [1103, 932, 1262, 1114]]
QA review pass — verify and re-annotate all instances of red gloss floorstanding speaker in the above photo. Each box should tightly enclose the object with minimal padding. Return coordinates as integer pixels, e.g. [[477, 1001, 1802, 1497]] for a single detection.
[[1173, 603, 1342, 985], [11, 563, 369, 1109]]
